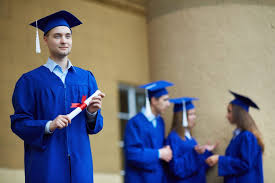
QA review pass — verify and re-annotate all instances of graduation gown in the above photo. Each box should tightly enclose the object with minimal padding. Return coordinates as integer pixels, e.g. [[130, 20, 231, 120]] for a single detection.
[[218, 130, 263, 183], [166, 131, 211, 183], [10, 66, 103, 183], [124, 112, 167, 183]]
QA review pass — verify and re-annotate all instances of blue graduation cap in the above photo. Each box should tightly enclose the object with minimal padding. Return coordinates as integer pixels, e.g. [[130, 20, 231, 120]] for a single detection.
[[139, 80, 174, 117], [229, 90, 260, 112], [170, 97, 198, 127], [29, 10, 82, 53], [139, 80, 174, 99], [170, 97, 199, 112]]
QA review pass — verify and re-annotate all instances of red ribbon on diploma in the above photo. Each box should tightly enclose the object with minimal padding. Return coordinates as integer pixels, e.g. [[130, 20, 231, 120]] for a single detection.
[[70, 95, 87, 110]]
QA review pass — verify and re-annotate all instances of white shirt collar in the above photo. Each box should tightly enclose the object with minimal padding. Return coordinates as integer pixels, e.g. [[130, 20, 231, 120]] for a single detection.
[[233, 128, 242, 138], [185, 130, 192, 140], [44, 57, 74, 72], [141, 107, 157, 122]]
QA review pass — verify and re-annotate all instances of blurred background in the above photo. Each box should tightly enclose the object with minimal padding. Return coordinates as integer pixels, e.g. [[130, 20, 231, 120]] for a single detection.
[[0, 0, 275, 182]]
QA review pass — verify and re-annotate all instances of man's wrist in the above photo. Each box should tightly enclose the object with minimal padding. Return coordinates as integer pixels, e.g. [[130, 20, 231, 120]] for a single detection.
[[86, 109, 97, 116], [45, 121, 53, 134], [158, 149, 161, 159], [86, 109, 97, 123]]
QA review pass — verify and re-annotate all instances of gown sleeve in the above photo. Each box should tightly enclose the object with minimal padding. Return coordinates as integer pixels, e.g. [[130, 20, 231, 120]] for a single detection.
[[10, 75, 49, 150], [124, 118, 159, 171], [218, 132, 259, 176], [202, 150, 213, 170], [86, 71, 103, 134], [167, 135, 209, 179]]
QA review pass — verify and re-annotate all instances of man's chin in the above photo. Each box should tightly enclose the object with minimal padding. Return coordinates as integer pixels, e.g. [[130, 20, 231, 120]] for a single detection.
[[58, 51, 70, 57], [159, 110, 165, 115]]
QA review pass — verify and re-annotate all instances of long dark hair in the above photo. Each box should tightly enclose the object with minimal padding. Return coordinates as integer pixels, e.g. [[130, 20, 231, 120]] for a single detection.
[[170, 111, 190, 140], [231, 104, 265, 153]]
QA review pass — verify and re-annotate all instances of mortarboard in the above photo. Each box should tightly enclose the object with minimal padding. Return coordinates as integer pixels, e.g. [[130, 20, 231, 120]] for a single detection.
[[229, 90, 260, 112], [170, 97, 199, 112], [170, 97, 198, 127], [139, 80, 174, 99], [139, 80, 174, 117], [29, 10, 82, 54]]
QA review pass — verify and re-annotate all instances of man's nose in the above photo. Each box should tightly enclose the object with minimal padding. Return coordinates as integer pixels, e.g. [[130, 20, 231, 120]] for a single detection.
[[60, 36, 66, 43]]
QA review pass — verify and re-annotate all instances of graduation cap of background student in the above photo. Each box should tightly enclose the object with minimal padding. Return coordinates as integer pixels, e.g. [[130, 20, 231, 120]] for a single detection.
[[29, 10, 82, 53], [229, 90, 260, 112], [139, 80, 174, 117], [170, 97, 199, 127]]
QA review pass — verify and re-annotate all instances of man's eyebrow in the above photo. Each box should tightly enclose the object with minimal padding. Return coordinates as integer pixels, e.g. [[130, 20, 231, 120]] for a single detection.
[[52, 32, 71, 35]]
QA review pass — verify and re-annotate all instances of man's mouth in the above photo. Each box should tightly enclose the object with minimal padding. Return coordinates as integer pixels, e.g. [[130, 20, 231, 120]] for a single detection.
[[59, 47, 68, 50]]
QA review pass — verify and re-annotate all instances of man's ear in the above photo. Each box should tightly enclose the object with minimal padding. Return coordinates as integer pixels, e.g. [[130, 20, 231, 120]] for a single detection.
[[43, 35, 48, 45], [43, 35, 48, 46], [151, 97, 158, 106]]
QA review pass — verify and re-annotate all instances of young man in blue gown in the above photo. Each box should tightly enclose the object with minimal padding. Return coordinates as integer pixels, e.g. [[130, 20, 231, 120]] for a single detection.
[[10, 10, 105, 183], [124, 80, 174, 183]]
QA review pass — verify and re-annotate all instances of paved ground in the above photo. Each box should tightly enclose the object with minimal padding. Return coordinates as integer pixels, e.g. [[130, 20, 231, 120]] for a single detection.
[[0, 168, 123, 183]]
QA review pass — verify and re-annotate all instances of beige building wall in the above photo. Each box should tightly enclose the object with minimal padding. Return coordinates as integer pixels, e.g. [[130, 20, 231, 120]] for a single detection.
[[148, 0, 275, 182], [2, 0, 275, 182], [0, 0, 149, 182]]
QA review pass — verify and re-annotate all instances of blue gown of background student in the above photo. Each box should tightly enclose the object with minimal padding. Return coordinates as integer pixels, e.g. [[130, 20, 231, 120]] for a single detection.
[[218, 130, 263, 183], [124, 112, 167, 183], [166, 130, 212, 183], [10, 66, 103, 183]]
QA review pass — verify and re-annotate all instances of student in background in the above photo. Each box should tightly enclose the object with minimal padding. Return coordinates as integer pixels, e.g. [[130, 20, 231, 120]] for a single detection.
[[166, 97, 217, 183], [206, 91, 264, 183], [124, 80, 174, 183]]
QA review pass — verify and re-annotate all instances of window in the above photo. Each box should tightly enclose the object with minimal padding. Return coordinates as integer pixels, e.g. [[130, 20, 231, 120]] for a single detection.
[[118, 83, 145, 176]]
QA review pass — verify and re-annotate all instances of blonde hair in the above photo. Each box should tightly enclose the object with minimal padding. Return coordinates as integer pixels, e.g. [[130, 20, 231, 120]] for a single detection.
[[231, 104, 265, 153]]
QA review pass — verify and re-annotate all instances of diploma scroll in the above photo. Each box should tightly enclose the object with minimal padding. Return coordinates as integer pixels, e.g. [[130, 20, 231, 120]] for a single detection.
[[67, 90, 101, 120]]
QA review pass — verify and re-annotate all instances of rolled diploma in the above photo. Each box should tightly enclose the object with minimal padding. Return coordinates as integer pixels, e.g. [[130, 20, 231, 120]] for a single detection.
[[67, 90, 101, 120]]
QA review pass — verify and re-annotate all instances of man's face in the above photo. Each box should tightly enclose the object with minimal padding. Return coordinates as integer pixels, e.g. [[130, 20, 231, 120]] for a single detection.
[[152, 94, 170, 115], [44, 26, 72, 58]]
